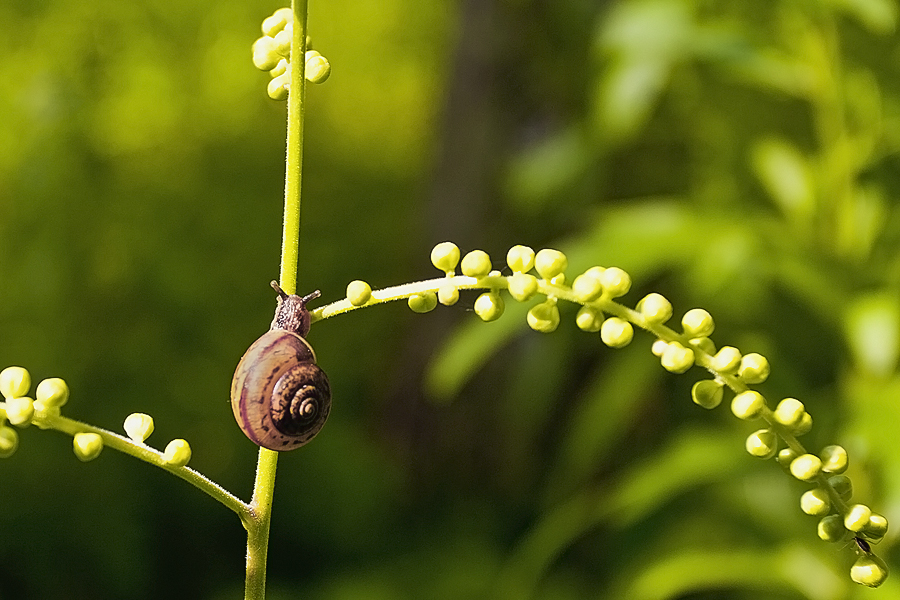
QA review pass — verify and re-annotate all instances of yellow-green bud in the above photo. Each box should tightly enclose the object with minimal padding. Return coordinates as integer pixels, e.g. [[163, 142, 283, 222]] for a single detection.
[[431, 242, 460, 273], [0, 426, 18, 458], [688, 337, 715, 354], [575, 306, 603, 332], [73, 432, 103, 462], [163, 439, 192, 467], [691, 379, 723, 409], [682, 308, 714, 337], [346, 280, 372, 306], [461, 250, 492, 277], [599, 267, 631, 298], [507, 273, 538, 302], [474, 292, 504, 322], [790, 453, 822, 482], [270, 58, 288, 78], [262, 8, 293, 36], [800, 488, 831, 515], [0, 366, 30, 400], [305, 51, 331, 83], [534, 249, 567, 280], [710, 346, 741, 373], [5, 397, 34, 426], [437, 284, 459, 306], [738, 352, 770, 383], [777, 447, 798, 470], [731, 390, 765, 420], [773, 398, 806, 428], [845, 504, 872, 532], [35, 378, 69, 408], [661, 342, 695, 373], [792, 412, 813, 435], [864, 513, 888, 538], [828, 474, 853, 501], [651, 340, 668, 356], [817, 514, 845, 542], [272, 29, 292, 57], [637, 293, 672, 324], [123, 413, 155, 443], [252, 36, 281, 71], [571, 273, 603, 302], [408, 292, 437, 313], [851, 553, 889, 588], [600, 317, 633, 348], [820, 445, 848, 473], [267, 73, 290, 100], [527, 300, 560, 333], [746, 428, 778, 458], [506, 245, 535, 273]]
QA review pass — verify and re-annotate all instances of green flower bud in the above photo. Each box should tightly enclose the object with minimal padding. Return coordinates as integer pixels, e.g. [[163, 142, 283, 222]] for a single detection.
[[710, 346, 741, 373], [272, 29, 292, 57], [746, 428, 778, 459], [346, 280, 372, 306], [252, 36, 281, 71], [637, 293, 672, 324], [506, 245, 535, 273], [863, 513, 888, 540], [408, 292, 438, 313], [35, 378, 69, 408], [731, 390, 765, 420], [651, 340, 667, 356], [682, 308, 714, 338], [792, 412, 813, 435], [73, 432, 103, 462], [437, 284, 459, 306], [163, 439, 192, 467], [527, 300, 560, 333], [599, 267, 631, 298], [262, 8, 293, 36], [845, 504, 872, 532], [0, 426, 18, 458], [0, 366, 30, 400], [474, 292, 504, 322], [267, 73, 290, 100], [800, 488, 831, 515], [661, 342, 695, 373], [572, 273, 603, 302], [123, 413, 155, 443], [790, 453, 822, 481], [777, 447, 798, 470], [738, 352, 770, 383], [549, 273, 565, 286], [691, 379, 723, 409], [5, 397, 34, 426], [270, 58, 288, 78], [575, 306, 603, 332], [507, 273, 538, 302], [820, 445, 848, 473], [773, 398, 806, 428], [600, 317, 633, 348], [688, 337, 715, 354], [305, 51, 331, 83], [431, 242, 460, 273], [461, 250, 492, 277], [817, 514, 846, 542], [534, 249, 567, 280], [851, 553, 889, 588], [828, 474, 853, 501]]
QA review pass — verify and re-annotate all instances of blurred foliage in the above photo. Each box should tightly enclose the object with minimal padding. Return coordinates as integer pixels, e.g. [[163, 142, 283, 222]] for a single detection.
[[2, 0, 900, 598]]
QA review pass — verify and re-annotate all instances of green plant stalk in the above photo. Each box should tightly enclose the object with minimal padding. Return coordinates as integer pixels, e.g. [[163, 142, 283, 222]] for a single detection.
[[244, 1, 310, 599]]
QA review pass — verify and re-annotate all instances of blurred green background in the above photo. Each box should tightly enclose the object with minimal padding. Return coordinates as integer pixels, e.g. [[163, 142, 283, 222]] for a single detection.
[[2, 0, 900, 598]]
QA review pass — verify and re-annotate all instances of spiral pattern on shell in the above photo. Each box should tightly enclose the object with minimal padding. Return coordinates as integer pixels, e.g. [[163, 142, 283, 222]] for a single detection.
[[231, 329, 331, 451]]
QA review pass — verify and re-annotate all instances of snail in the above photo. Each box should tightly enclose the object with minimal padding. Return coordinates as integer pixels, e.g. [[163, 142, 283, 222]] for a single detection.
[[231, 280, 331, 451]]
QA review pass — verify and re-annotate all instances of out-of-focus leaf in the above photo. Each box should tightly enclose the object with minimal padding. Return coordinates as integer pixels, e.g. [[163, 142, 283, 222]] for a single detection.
[[844, 293, 900, 377], [751, 137, 816, 223], [824, 0, 898, 34]]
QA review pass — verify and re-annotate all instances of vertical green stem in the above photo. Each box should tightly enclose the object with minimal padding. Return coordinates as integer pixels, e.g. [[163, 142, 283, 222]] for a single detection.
[[244, 2, 309, 599]]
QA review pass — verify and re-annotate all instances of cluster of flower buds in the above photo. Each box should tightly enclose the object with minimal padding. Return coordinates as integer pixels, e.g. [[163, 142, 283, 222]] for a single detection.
[[252, 7, 331, 100], [0, 366, 192, 468], [341, 242, 891, 587]]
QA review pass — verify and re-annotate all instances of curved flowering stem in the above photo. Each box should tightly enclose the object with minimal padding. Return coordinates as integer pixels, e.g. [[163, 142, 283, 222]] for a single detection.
[[313, 241, 890, 588]]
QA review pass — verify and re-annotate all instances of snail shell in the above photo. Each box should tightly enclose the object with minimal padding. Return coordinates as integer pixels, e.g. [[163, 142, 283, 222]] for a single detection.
[[231, 282, 331, 451]]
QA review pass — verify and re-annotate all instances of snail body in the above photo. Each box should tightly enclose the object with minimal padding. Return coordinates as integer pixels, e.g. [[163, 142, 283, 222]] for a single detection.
[[231, 281, 331, 451]]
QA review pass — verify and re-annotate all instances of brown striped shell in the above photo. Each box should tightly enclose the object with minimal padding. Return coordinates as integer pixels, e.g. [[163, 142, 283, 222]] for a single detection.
[[230, 283, 331, 451]]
